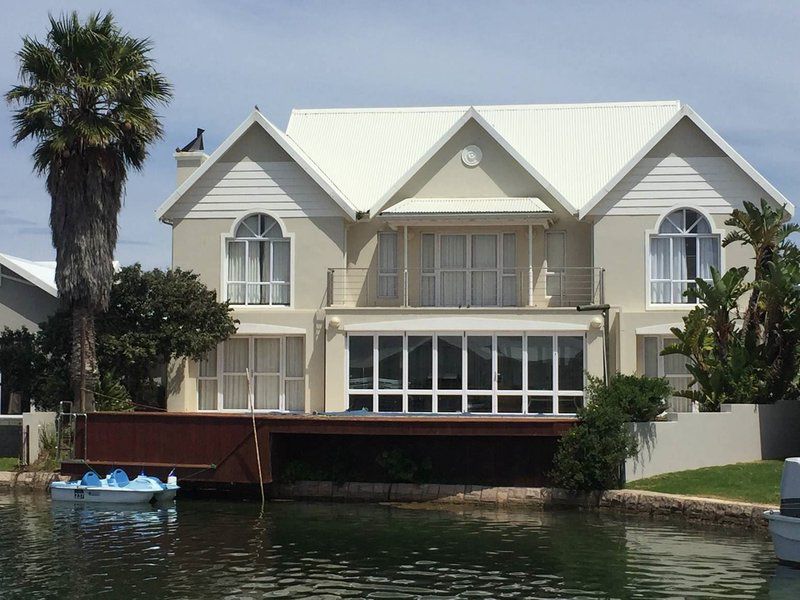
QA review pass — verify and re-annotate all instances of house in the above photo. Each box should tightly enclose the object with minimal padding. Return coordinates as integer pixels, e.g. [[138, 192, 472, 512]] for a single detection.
[[155, 101, 793, 417], [0, 253, 58, 414]]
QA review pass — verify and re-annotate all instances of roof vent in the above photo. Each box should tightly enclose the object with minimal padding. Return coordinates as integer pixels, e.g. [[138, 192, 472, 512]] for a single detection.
[[461, 145, 482, 167], [177, 128, 205, 153]]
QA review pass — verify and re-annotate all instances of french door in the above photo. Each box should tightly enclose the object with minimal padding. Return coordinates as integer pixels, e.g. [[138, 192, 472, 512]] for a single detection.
[[420, 233, 516, 307]]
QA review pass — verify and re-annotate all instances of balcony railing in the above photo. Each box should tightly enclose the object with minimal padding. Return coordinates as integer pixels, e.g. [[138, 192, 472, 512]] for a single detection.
[[326, 267, 604, 308]]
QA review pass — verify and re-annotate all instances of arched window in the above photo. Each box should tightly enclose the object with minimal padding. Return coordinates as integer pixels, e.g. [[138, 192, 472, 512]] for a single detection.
[[650, 208, 720, 304], [227, 214, 290, 305]]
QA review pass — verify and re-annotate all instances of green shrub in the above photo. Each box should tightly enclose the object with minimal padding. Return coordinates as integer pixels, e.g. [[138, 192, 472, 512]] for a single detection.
[[551, 373, 670, 491], [94, 373, 134, 412]]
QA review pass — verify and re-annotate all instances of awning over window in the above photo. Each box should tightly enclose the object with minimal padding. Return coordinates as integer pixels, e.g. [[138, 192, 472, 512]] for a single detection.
[[635, 323, 683, 336], [380, 197, 553, 217], [341, 316, 590, 332]]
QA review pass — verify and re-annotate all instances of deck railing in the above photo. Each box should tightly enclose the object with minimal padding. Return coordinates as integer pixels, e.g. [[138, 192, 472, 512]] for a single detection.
[[326, 266, 604, 308]]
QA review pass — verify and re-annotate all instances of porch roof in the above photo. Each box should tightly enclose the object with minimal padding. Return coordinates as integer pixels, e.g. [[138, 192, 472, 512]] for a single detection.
[[380, 196, 552, 217]]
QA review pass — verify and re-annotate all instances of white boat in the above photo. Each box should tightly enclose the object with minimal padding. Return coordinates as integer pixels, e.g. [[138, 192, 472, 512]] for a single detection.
[[765, 458, 800, 566], [50, 469, 179, 505]]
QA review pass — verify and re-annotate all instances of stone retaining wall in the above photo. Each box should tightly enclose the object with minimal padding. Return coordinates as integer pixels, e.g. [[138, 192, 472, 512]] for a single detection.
[[0, 470, 67, 489], [268, 481, 775, 529]]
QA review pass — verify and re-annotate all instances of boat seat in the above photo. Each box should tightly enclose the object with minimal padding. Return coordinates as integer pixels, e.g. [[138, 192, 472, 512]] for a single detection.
[[109, 469, 130, 487], [80, 472, 101, 487]]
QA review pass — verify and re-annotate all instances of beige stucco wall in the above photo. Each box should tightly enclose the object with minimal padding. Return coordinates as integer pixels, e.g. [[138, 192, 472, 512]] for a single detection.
[[0, 267, 58, 331]]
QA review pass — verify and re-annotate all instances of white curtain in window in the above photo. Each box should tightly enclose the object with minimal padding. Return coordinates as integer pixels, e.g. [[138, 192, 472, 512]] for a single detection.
[[440, 235, 466, 305], [285, 336, 305, 411], [471, 234, 497, 306], [650, 237, 671, 303], [420, 234, 436, 306], [271, 241, 290, 304], [222, 339, 249, 409], [699, 237, 719, 279], [247, 241, 265, 304], [672, 238, 688, 303], [378, 232, 398, 298], [643, 337, 659, 377], [502, 233, 517, 306], [227, 241, 246, 304], [545, 232, 565, 297], [253, 339, 280, 409]]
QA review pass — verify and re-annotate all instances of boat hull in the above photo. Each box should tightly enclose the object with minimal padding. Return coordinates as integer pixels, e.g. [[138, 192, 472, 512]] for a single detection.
[[50, 484, 154, 504], [766, 510, 800, 566]]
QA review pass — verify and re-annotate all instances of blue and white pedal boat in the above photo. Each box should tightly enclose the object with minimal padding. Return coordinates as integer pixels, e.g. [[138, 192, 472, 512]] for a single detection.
[[766, 458, 800, 566], [50, 469, 179, 504]]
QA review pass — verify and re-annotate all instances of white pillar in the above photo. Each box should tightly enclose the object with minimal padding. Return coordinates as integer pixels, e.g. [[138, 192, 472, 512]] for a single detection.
[[403, 225, 409, 306], [528, 224, 534, 306]]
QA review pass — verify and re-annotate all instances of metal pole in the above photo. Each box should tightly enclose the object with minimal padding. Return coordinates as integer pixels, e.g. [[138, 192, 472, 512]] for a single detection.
[[527, 224, 534, 306], [403, 225, 409, 307]]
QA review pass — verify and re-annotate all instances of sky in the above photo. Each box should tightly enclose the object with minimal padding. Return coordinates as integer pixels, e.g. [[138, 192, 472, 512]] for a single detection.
[[0, 1, 798, 268]]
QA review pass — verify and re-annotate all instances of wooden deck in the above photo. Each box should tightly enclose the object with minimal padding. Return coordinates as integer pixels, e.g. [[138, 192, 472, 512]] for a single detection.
[[63, 412, 576, 486]]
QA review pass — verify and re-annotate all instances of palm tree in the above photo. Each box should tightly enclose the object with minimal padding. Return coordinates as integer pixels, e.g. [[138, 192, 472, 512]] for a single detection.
[[6, 12, 171, 411], [723, 199, 799, 336]]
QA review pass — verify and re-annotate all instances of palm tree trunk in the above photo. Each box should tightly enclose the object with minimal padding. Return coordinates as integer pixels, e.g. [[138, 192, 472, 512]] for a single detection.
[[71, 304, 96, 412]]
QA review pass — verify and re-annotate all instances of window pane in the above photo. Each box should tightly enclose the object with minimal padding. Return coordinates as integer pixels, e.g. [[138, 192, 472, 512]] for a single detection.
[[408, 395, 432, 412], [223, 375, 248, 410], [378, 395, 402, 412], [408, 336, 433, 389], [272, 241, 290, 282], [470, 271, 497, 306], [237, 215, 260, 237], [421, 234, 435, 271], [699, 237, 720, 279], [440, 235, 466, 268], [437, 336, 462, 390], [651, 281, 671, 304], [285, 380, 305, 412], [348, 395, 372, 412], [497, 336, 522, 390], [527, 336, 553, 390], [643, 337, 659, 378], [248, 240, 268, 284], [441, 272, 466, 306], [558, 336, 584, 391], [471, 235, 497, 269], [378, 232, 398, 298], [254, 375, 279, 410], [437, 396, 462, 413], [467, 336, 493, 390], [199, 347, 217, 377], [349, 336, 373, 389], [285, 337, 304, 378], [558, 396, 582, 414], [227, 283, 246, 304], [503, 233, 516, 270], [254, 338, 280, 374], [227, 241, 246, 281], [224, 339, 249, 373], [468, 395, 492, 413], [498, 396, 523, 414], [546, 232, 565, 269], [528, 397, 553, 414], [198, 380, 217, 410], [378, 336, 403, 389]]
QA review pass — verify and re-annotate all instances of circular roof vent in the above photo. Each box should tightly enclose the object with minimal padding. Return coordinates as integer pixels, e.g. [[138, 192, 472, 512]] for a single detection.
[[461, 145, 482, 167]]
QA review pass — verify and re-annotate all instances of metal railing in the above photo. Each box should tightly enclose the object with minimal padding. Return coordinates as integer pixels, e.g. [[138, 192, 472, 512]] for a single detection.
[[327, 266, 604, 308]]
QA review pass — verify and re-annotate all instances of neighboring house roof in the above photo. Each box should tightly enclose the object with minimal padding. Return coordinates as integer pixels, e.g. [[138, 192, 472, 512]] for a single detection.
[[287, 101, 793, 219], [0, 253, 57, 297], [155, 110, 358, 221], [381, 197, 552, 216]]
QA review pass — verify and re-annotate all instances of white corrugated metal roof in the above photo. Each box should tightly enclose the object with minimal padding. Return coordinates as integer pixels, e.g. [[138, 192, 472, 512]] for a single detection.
[[381, 197, 552, 215], [286, 101, 683, 213], [0, 253, 57, 296]]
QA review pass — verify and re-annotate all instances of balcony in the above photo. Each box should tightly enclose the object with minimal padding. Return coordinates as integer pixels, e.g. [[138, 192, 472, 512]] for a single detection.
[[326, 266, 604, 308]]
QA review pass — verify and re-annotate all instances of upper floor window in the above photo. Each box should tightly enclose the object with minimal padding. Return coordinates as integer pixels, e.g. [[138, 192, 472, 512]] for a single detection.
[[227, 214, 290, 305], [650, 208, 720, 304]]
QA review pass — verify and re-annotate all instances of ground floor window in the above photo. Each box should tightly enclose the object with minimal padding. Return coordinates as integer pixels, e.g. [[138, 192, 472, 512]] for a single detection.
[[347, 332, 585, 415], [197, 336, 305, 412], [642, 335, 694, 412]]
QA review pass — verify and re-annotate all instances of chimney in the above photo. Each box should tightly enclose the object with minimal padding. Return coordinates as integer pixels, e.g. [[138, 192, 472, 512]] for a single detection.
[[174, 128, 208, 186]]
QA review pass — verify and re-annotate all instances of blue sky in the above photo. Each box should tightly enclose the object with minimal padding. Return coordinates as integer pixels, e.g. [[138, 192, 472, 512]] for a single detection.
[[1, 1, 798, 268]]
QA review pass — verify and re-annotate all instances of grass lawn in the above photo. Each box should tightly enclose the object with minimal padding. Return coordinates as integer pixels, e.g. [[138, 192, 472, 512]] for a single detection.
[[0, 457, 20, 471], [626, 460, 784, 505]]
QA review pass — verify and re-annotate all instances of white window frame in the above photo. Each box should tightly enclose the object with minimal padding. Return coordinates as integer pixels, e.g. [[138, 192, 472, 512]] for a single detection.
[[418, 232, 516, 307], [345, 332, 586, 415], [197, 335, 305, 412], [645, 206, 724, 310], [641, 334, 697, 412], [221, 212, 295, 308]]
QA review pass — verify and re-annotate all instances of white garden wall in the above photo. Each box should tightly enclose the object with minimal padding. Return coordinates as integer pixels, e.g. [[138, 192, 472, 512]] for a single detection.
[[625, 402, 800, 481]]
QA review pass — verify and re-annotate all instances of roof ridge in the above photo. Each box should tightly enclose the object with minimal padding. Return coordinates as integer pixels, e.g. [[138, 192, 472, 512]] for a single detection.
[[290, 100, 681, 116]]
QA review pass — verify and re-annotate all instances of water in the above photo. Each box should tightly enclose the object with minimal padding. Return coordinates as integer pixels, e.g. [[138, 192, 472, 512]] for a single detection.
[[1, 493, 798, 599]]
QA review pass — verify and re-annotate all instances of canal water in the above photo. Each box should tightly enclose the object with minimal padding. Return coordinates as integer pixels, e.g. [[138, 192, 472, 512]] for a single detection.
[[0, 493, 798, 599]]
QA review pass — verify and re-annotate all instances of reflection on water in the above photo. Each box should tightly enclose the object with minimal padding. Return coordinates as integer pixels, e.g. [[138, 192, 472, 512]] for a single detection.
[[0, 492, 795, 599]]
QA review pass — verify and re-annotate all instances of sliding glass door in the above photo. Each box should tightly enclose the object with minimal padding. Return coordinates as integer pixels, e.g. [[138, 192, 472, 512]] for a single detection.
[[347, 332, 585, 414]]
